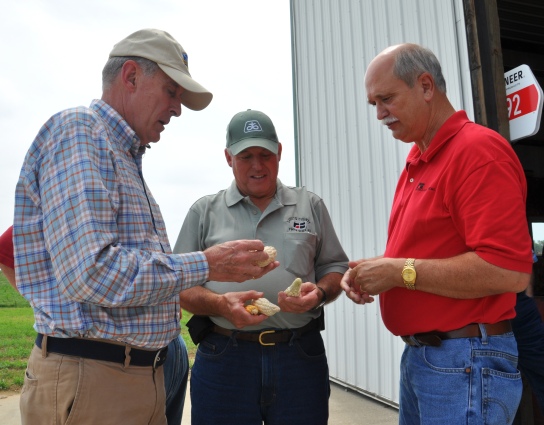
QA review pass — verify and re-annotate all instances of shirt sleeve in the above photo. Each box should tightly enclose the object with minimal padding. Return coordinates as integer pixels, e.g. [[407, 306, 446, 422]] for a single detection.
[[449, 158, 533, 273], [173, 205, 203, 253]]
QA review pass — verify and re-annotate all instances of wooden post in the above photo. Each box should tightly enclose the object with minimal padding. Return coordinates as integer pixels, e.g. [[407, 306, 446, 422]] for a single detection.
[[462, 0, 511, 140]]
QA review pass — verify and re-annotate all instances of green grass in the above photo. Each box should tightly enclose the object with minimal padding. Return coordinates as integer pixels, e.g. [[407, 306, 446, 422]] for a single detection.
[[0, 271, 196, 392], [180, 311, 197, 367], [0, 272, 30, 308]]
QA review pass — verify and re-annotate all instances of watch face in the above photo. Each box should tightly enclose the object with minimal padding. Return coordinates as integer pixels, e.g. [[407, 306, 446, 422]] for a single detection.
[[402, 268, 416, 282]]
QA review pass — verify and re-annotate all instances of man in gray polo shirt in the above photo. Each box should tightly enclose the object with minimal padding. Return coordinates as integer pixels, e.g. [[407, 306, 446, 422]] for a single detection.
[[173, 109, 348, 425]]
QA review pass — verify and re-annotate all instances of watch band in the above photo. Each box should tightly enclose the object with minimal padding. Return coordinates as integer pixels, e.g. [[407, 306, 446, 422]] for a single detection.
[[312, 285, 327, 310], [403, 258, 416, 290]]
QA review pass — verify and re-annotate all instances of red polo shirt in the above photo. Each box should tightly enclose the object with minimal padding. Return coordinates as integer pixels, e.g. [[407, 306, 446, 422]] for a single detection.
[[0, 226, 14, 269], [381, 111, 533, 336]]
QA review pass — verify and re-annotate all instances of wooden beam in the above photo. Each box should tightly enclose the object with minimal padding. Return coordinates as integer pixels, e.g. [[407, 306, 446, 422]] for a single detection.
[[462, 0, 510, 140]]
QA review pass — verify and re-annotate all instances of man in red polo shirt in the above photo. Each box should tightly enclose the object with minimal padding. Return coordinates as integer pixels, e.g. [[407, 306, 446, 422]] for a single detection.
[[341, 43, 533, 424]]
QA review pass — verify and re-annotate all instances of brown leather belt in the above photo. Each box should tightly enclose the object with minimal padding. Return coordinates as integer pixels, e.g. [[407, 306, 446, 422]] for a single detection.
[[212, 319, 319, 346], [401, 320, 512, 347]]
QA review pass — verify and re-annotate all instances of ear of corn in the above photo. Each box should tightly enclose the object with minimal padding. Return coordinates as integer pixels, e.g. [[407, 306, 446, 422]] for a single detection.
[[245, 305, 260, 315], [284, 277, 302, 297], [255, 246, 277, 267], [251, 298, 280, 316]]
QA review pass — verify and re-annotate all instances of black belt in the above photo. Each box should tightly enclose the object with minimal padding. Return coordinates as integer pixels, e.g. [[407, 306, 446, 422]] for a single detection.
[[401, 320, 512, 347], [212, 319, 320, 346], [36, 333, 168, 368]]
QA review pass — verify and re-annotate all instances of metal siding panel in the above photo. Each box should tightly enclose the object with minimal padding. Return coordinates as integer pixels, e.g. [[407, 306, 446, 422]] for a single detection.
[[291, 0, 468, 406]]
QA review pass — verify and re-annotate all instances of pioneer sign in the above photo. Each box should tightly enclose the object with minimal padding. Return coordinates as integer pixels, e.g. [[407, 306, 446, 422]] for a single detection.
[[505, 64, 543, 142]]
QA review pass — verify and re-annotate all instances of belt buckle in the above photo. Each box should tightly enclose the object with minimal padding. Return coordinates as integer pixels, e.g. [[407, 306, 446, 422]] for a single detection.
[[152, 349, 163, 369], [259, 330, 275, 346]]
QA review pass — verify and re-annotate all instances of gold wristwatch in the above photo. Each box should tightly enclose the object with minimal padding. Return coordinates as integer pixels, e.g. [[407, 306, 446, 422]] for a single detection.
[[401, 258, 416, 290]]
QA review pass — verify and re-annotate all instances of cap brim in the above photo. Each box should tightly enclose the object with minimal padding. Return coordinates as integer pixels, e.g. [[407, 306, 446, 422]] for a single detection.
[[159, 64, 213, 111], [229, 138, 279, 155]]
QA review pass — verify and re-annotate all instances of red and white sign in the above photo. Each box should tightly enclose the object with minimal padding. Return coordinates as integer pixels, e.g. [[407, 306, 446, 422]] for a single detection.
[[505, 64, 543, 142]]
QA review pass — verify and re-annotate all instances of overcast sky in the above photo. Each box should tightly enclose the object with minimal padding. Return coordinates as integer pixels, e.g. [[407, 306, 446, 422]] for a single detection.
[[0, 0, 296, 244]]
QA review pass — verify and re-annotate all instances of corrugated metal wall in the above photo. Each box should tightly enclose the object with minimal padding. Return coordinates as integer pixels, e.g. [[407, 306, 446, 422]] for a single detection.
[[290, 0, 474, 405]]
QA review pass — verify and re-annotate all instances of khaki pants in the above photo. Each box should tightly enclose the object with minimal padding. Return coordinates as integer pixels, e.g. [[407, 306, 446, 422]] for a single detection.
[[20, 345, 167, 425]]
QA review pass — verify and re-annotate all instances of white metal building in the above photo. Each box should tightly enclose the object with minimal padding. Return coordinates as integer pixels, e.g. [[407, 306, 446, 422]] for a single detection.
[[290, 0, 544, 410]]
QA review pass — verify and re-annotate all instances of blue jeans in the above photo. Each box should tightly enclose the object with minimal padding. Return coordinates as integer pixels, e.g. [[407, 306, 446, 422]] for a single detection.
[[512, 292, 544, 414], [190, 328, 330, 425], [399, 327, 522, 425], [163, 335, 189, 425]]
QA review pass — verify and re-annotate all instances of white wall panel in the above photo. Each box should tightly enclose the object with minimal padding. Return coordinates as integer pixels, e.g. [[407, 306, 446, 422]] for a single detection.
[[290, 0, 471, 406]]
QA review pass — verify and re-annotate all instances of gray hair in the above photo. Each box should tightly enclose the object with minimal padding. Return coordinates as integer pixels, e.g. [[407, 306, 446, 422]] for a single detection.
[[102, 56, 160, 91], [393, 44, 447, 93]]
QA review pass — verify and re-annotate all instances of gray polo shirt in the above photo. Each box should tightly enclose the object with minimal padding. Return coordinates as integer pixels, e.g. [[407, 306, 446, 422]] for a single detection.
[[174, 179, 348, 330]]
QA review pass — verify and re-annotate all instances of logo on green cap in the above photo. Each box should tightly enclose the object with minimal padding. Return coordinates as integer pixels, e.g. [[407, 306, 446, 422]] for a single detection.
[[244, 120, 263, 133]]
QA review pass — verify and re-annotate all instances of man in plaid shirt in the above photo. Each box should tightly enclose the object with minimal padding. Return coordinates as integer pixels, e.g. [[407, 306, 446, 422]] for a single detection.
[[13, 29, 277, 425]]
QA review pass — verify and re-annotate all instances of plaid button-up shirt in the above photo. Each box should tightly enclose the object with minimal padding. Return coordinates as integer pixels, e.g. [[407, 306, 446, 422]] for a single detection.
[[14, 99, 208, 349]]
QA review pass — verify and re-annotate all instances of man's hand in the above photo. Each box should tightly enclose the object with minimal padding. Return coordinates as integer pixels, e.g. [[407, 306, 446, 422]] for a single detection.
[[204, 240, 279, 283], [221, 291, 270, 328], [340, 262, 375, 305], [277, 282, 321, 313], [347, 257, 403, 296]]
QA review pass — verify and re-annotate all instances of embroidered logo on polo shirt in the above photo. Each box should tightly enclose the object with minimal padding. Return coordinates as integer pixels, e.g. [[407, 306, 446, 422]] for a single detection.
[[416, 182, 435, 191], [244, 120, 263, 133], [287, 217, 312, 233], [294, 221, 306, 230]]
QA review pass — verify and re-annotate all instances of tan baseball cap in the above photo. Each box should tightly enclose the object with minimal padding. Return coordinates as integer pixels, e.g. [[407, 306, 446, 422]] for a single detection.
[[109, 29, 213, 111]]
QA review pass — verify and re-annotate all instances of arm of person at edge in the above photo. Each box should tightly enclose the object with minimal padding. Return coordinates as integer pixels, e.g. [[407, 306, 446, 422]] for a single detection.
[[278, 272, 344, 313], [341, 252, 530, 304], [0, 226, 17, 290]]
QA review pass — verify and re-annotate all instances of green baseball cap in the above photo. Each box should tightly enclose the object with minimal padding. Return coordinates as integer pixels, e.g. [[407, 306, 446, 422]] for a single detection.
[[109, 28, 212, 111], [226, 109, 279, 155]]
